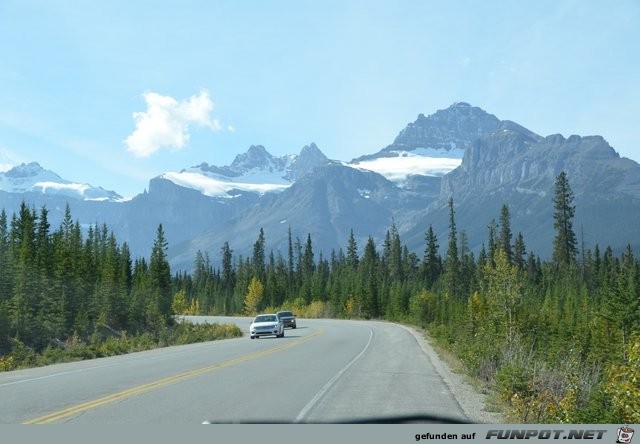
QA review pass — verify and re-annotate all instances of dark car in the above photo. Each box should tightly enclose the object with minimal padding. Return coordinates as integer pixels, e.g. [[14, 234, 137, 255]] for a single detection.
[[276, 311, 297, 329]]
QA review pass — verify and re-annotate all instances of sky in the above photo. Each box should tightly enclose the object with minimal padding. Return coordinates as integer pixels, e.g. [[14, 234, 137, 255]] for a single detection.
[[0, 0, 638, 198]]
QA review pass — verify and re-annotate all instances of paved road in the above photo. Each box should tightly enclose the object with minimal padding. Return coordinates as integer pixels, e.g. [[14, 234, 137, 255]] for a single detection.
[[0, 317, 467, 424]]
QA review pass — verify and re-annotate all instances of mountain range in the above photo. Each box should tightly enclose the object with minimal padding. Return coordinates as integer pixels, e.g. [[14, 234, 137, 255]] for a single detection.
[[1, 102, 638, 270]]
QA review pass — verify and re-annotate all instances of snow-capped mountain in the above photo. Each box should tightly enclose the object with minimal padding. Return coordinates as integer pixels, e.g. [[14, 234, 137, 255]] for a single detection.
[[158, 143, 331, 199], [2, 102, 639, 272], [0, 162, 123, 201], [347, 102, 538, 186], [346, 102, 493, 185]]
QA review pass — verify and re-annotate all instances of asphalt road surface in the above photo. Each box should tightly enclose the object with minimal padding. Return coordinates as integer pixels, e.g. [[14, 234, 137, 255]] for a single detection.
[[0, 317, 470, 424]]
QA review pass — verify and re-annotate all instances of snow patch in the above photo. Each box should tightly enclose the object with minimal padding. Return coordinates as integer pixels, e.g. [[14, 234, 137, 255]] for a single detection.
[[349, 149, 463, 183], [357, 188, 372, 199], [162, 171, 291, 197]]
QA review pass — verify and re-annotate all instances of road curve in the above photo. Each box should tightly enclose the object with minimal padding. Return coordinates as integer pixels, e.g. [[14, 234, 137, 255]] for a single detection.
[[0, 317, 469, 424]]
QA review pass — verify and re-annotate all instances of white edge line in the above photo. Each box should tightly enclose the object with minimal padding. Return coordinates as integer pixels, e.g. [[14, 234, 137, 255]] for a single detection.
[[294, 328, 374, 423], [0, 364, 118, 388]]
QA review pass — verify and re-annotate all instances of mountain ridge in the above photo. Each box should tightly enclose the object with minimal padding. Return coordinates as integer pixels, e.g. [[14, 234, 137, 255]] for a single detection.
[[0, 162, 123, 202], [1, 102, 638, 270]]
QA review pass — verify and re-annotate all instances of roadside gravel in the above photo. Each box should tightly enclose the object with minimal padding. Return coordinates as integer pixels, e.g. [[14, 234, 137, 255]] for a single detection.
[[398, 323, 505, 424]]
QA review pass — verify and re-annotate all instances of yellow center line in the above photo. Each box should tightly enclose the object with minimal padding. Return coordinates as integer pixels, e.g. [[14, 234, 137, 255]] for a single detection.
[[24, 328, 326, 424]]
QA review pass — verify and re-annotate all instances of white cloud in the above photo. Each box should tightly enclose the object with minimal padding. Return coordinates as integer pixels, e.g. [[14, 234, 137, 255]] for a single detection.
[[125, 90, 220, 157]]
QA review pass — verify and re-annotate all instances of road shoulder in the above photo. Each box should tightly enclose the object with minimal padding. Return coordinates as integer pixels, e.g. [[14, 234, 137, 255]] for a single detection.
[[396, 323, 505, 424]]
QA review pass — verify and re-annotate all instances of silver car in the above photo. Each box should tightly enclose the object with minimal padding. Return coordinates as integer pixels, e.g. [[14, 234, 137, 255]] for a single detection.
[[250, 314, 284, 339]]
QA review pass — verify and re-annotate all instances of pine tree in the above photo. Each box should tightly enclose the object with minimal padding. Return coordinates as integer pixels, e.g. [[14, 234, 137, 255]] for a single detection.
[[422, 225, 441, 289], [487, 218, 498, 266], [287, 227, 294, 285], [359, 237, 379, 318], [9, 202, 39, 344], [346, 229, 359, 269], [514, 232, 526, 270], [252, 228, 266, 282], [552, 171, 578, 268], [444, 197, 461, 298], [602, 245, 640, 358], [387, 222, 403, 283], [499, 204, 513, 263], [221, 242, 234, 314], [301, 234, 315, 302], [148, 224, 172, 327]]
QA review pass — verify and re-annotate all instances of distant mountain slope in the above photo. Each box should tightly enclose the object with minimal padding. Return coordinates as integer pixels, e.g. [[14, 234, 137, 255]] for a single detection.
[[0, 162, 123, 201], [168, 162, 426, 270]]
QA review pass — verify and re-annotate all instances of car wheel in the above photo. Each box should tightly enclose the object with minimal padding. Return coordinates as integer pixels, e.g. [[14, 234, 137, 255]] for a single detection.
[[250, 335, 255, 339], [293, 324, 297, 329]]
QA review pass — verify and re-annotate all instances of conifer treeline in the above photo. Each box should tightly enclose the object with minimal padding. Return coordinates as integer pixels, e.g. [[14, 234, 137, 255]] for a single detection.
[[0, 203, 173, 354]]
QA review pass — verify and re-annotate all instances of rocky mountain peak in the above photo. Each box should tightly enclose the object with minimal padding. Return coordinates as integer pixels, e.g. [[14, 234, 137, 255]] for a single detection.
[[0, 162, 122, 201], [285, 143, 331, 181], [4, 162, 54, 179], [392, 102, 502, 150], [354, 102, 503, 164], [298, 143, 328, 164], [230, 145, 274, 171]]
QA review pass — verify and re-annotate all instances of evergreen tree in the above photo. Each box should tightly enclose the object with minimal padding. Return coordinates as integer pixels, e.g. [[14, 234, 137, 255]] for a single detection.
[[148, 224, 172, 327], [487, 219, 498, 266], [346, 229, 359, 269], [221, 242, 234, 314], [499, 204, 513, 263], [301, 234, 315, 302], [312, 253, 330, 302], [602, 245, 640, 357], [387, 222, 403, 283], [444, 197, 461, 298], [422, 225, 441, 289], [287, 227, 294, 285], [514, 232, 526, 270], [359, 237, 379, 318], [552, 171, 578, 268], [252, 228, 266, 282], [9, 202, 39, 344]]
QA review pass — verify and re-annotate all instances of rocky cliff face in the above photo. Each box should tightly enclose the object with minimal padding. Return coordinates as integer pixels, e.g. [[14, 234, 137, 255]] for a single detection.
[[392, 102, 501, 151], [405, 126, 640, 258], [442, 129, 640, 202]]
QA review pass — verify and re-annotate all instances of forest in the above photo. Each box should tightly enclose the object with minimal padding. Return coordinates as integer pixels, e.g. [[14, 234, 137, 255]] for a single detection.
[[0, 171, 638, 423]]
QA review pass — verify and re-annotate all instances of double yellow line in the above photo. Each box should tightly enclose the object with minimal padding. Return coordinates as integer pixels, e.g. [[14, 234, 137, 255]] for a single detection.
[[24, 328, 325, 424]]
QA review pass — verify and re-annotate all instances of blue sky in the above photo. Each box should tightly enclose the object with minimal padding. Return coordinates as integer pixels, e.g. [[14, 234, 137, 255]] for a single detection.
[[1, 0, 638, 198]]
